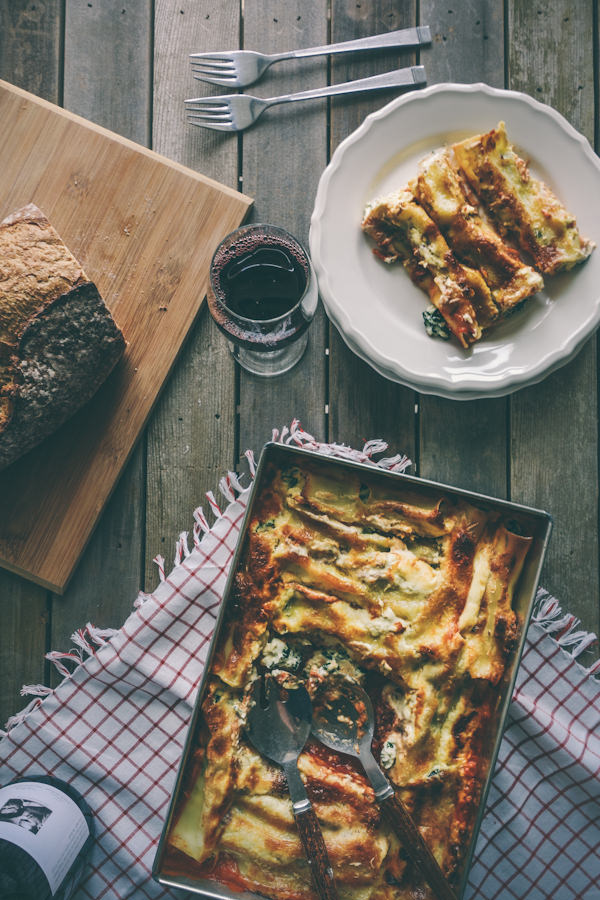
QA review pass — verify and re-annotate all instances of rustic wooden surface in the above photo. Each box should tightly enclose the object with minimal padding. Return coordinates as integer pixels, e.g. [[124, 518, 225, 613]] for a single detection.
[[0, 80, 251, 593], [0, 0, 598, 728]]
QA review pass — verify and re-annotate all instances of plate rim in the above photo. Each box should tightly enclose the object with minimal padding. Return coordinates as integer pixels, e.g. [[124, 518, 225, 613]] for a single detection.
[[309, 81, 600, 400]]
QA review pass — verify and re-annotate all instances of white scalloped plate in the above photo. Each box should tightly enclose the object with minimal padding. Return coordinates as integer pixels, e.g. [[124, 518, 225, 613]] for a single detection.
[[309, 83, 600, 400]]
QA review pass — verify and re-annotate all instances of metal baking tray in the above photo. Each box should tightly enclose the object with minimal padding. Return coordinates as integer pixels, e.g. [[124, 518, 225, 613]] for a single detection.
[[153, 441, 552, 899]]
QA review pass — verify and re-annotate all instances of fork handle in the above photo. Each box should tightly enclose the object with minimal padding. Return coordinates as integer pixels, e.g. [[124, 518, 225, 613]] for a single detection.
[[267, 66, 426, 106], [294, 802, 339, 900], [378, 793, 457, 900], [276, 26, 431, 61]]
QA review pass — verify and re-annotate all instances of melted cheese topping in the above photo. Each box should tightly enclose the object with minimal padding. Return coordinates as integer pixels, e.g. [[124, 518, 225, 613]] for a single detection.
[[362, 122, 593, 348], [412, 149, 544, 312], [166, 461, 533, 899], [361, 188, 493, 347], [453, 121, 594, 275]]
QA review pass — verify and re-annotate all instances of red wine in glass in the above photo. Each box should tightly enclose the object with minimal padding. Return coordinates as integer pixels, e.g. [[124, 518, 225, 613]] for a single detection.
[[208, 224, 318, 375]]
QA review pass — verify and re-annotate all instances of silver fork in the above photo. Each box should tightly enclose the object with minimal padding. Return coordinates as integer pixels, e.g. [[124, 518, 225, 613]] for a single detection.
[[185, 66, 426, 132], [189, 26, 431, 88]]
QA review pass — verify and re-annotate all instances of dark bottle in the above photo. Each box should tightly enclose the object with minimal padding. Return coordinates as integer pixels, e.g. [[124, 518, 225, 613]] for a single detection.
[[0, 775, 94, 900]]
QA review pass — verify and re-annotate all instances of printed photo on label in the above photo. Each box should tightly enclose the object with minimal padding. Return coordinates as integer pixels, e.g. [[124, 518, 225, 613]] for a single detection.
[[0, 798, 53, 834]]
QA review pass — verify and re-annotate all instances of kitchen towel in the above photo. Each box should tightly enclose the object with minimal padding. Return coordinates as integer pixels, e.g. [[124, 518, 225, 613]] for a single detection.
[[1, 423, 599, 900]]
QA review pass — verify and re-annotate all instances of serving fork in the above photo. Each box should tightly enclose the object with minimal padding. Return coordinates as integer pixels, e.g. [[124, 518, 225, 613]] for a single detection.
[[311, 676, 457, 900], [185, 66, 426, 132], [190, 26, 431, 88]]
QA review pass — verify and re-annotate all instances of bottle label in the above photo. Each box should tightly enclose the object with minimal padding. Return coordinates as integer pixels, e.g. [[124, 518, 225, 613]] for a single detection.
[[0, 781, 89, 895]]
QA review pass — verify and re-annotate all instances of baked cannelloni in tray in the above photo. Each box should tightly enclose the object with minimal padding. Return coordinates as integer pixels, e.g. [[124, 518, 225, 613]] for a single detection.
[[153, 443, 552, 900]]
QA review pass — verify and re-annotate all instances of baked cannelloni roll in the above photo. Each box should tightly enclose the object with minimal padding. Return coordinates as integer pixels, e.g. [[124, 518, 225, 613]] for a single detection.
[[362, 188, 498, 347], [453, 121, 594, 275], [165, 459, 536, 899], [411, 148, 544, 313]]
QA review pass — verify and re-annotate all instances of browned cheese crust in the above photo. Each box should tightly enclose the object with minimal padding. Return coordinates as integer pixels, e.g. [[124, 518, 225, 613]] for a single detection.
[[411, 149, 544, 314], [452, 122, 594, 275], [0, 203, 125, 469], [362, 122, 593, 347], [166, 460, 533, 900], [362, 188, 496, 347]]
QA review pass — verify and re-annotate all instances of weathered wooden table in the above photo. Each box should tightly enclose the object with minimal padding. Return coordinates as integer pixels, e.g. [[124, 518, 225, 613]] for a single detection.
[[1, 0, 598, 729]]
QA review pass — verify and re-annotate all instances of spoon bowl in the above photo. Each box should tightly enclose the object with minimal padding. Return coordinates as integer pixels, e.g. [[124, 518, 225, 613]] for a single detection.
[[245, 675, 338, 900]]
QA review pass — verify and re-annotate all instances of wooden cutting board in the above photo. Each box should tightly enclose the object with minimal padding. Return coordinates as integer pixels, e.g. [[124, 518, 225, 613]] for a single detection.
[[0, 80, 252, 594]]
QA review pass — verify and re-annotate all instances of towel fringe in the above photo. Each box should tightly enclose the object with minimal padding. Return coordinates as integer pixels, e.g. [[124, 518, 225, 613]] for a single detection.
[[244, 449, 256, 476], [42, 622, 120, 682], [278, 421, 412, 472], [156, 421, 412, 584], [20, 684, 53, 698], [134, 590, 153, 609], [2, 623, 123, 732], [532, 588, 599, 678], [2, 696, 44, 735], [174, 531, 191, 565], [153, 554, 166, 582], [10, 424, 597, 735]]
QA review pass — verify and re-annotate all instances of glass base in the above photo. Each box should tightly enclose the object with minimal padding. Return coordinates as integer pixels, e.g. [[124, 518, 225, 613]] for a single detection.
[[230, 332, 309, 376]]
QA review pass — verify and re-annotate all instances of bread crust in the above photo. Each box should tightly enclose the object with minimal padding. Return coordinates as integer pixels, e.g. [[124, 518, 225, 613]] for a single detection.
[[0, 204, 125, 469]]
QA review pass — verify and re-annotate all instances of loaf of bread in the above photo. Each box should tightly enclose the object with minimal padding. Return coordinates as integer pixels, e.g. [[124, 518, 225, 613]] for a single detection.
[[0, 203, 126, 470]]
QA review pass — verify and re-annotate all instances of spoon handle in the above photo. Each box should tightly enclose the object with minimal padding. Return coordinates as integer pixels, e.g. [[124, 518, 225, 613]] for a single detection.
[[294, 803, 339, 900], [282, 760, 339, 900], [378, 793, 457, 900]]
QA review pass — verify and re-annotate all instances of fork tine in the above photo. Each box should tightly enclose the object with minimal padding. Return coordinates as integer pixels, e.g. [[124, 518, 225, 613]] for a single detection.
[[187, 111, 232, 121], [190, 69, 237, 81], [190, 60, 236, 72], [187, 118, 236, 132], [185, 97, 232, 109], [187, 108, 233, 121], [186, 110, 231, 119], [189, 53, 235, 63], [191, 74, 240, 87], [191, 69, 237, 81], [191, 68, 236, 78]]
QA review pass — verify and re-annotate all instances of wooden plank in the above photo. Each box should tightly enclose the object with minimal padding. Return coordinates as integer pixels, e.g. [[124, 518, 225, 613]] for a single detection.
[[237, 0, 329, 457], [0, 0, 61, 728], [328, 1, 418, 463], [64, 0, 152, 141], [508, 0, 599, 639], [0, 1, 62, 99], [424, 1, 504, 85], [0, 79, 251, 593], [47, 1, 152, 662], [418, 0, 507, 497], [145, 0, 241, 588]]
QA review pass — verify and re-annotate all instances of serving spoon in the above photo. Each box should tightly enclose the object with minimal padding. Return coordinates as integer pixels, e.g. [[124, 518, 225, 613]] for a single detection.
[[246, 676, 339, 900], [311, 676, 457, 900]]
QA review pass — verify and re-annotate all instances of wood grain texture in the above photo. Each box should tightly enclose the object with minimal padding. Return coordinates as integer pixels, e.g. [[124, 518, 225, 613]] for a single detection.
[[49, 0, 153, 671], [507, 0, 599, 640], [0, 0, 62, 727], [0, 0, 62, 99], [294, 806, 339, 900], [418, 0, 507, 498], [64, 0, 152, 143], [328, 1, 418, 465], [145, 0, 242, 588], [237, 0, 328, 455], [422, 0, 503, 85], [0, 80, 251, 593], [0, 0, 598, 734]]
